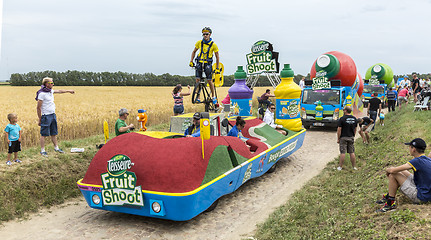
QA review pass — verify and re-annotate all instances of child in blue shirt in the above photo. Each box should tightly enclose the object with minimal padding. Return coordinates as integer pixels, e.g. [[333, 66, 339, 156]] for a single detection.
[[228, 116, 246, 139], [4, 113, 22, 165]]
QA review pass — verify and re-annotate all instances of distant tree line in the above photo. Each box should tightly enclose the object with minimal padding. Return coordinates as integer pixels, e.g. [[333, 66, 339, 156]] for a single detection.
[[9, 70, 307, 87]]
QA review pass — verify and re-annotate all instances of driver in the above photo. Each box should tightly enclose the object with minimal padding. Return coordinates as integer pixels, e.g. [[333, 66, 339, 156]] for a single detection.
[[189, 27, 220, 104], [185, 112, 201, 137]]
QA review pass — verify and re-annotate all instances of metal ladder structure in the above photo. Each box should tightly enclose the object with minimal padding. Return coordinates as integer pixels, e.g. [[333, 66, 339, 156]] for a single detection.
[[246, 72, 281, 89]]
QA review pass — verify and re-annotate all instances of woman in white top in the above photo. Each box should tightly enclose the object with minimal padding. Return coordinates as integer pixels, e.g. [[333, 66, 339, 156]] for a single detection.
[[262, 104, 287, 135]]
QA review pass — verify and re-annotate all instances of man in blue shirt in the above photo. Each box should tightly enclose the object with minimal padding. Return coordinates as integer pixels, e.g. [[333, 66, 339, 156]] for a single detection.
[[386, 87, 398, 112], [376, 138, 431, 212], [185, 112, 201, 137]]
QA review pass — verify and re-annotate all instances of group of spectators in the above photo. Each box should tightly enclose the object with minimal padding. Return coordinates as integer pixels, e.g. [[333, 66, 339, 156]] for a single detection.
[[396, 74, 431, 107], [337, 104, 431, 213], [5, 77, 75, 166]]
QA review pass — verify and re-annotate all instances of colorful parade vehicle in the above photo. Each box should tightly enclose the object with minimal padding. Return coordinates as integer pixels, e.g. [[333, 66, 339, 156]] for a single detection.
[[301, 51, 364, 129], [77, 112, 305, 221], [362, 63, 395, 108]]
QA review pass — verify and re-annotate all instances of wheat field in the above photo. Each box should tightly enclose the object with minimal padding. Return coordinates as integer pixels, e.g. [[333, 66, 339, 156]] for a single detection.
[[0, 85, 271, 151]]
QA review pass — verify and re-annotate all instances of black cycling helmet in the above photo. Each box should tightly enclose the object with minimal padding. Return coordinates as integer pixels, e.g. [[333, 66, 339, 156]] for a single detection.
[[202, 27, 212, 34]]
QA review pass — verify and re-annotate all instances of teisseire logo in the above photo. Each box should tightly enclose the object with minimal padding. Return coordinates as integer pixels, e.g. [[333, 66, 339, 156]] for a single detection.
[[100, 154, 143, 207]]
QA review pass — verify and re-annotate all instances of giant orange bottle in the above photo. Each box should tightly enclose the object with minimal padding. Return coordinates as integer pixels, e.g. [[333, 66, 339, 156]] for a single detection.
[[274, 64, 302, 131]]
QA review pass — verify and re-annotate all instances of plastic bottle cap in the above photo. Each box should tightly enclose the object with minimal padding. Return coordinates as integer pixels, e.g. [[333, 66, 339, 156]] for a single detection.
[[317, 55, 331, 68], [280, 64, 294, 78], [373, 65, 382, 73], [234, 66, 247, 79]]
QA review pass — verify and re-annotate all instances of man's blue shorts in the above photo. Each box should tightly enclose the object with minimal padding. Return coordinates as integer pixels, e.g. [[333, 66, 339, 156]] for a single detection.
[[195, 62, 213, 80], [40, 113, 58, 136]]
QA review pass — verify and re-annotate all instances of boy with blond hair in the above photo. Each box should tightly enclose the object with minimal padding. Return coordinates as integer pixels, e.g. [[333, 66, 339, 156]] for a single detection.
[[4, 113, 22, 165]]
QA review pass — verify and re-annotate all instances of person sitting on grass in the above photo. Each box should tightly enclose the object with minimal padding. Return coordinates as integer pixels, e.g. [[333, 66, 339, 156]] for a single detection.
[[185, 112, 201, 137], [115, 108, 135, 136], [358, 117, 374, 144], [375, 138, 431, 212], [263, 104, 287, 135], [4, 113, 22, 165]]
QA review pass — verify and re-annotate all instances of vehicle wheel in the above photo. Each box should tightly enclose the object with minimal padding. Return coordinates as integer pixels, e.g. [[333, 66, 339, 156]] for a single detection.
[[205, 199, 219, 212], [267, 163, 277, 173], [304, 124, 311, 129]]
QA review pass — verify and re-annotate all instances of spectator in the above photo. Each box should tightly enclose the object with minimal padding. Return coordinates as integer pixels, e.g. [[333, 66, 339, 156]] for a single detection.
[[36, 77, 75, 156], [227, 116, 246, 138], [398, 78, 406, 88], [115, 108, 135, 136], [411, 74, 421, 103], [379, 112, 385, 126], [4, 113, 22, 165], [336, 106, 358, 171], [259, 89, 275, 109], [368, 92, 381, 130], [405, 77, 411, 89], [358, 117, 374, 144], [172, 84, 191, 116], [398, 86, 410, 110], [386, 87, 397, 112], [185, 112, 201, 137], [376, 138, 431, 212], [299, 76, 305, 90], [263, 103, 287, 135]]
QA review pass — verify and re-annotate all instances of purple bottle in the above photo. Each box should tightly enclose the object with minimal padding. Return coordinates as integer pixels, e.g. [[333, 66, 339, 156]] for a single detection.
[[228, 66, 254, 116]]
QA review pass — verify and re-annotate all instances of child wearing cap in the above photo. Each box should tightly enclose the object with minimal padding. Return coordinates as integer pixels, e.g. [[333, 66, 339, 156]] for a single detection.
[[375, 138, 431, 212]]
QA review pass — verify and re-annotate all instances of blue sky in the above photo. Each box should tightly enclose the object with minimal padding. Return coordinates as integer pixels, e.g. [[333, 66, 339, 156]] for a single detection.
[[1, 0, 430, 80]]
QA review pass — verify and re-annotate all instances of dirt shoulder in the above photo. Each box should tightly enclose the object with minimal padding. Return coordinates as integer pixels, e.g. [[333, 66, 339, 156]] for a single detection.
[[0, 129, 341, 240]]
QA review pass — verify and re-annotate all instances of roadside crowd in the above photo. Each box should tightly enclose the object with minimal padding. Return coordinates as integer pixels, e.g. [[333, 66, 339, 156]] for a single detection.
[[337, 79, 431, 213]]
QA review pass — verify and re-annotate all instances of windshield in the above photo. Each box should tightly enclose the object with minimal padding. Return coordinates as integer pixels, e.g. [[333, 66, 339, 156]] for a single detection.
[[363, 85, 384, 94], [302, 89, 340, 105]]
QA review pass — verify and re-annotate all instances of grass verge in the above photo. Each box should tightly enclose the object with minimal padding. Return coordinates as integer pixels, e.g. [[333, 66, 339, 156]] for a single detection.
[[0, 124, 168, 222], [254, 104, 431, 239]]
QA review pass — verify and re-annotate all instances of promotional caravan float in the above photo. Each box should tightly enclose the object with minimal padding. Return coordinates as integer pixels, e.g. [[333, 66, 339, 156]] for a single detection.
[[77, 62, 306, 221], [362, 63, 394, 108], [300, 51, 364, 129]]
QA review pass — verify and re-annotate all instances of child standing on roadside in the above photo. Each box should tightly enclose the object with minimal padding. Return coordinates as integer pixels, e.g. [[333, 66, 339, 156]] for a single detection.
[[4, 113, 22, 165], [379, 113, 385, 126]]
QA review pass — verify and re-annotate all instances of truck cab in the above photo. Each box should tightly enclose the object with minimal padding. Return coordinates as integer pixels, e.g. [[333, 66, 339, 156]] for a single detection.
[[300, 80, 355, 129], [361, 79, 387, 108]]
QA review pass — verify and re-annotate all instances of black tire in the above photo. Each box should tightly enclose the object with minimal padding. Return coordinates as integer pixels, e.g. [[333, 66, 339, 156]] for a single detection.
[[304, 124, 311, 129], [205, 199, 219, 212], [267, 163, 277, 173]]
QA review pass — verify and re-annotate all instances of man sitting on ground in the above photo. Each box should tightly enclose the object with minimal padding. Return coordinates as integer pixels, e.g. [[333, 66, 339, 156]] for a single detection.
[[376, 138, 431, 212]]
